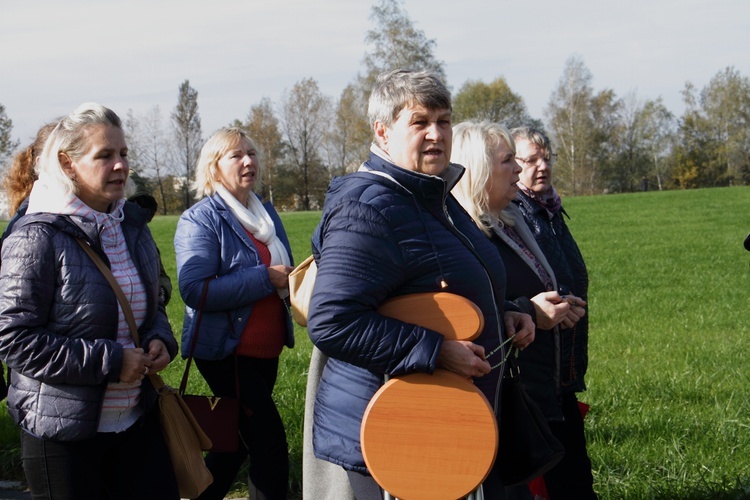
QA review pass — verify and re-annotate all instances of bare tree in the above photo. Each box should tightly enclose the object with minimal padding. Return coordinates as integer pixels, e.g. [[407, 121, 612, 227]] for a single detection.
[[325, 0, 448, 176], [605, 91, 642, 192], [362, 0, 446, 90], [280, 78, 331, 210], [639, 98, 675, 190], [700, 67, 750, 185], [0, 104, 19, 170], [545, 56, 597, 196], [324, 83, 372, 178], [171, 80, 202, 209], [240, 98, 285, 205], [126, 106, 174, 213]]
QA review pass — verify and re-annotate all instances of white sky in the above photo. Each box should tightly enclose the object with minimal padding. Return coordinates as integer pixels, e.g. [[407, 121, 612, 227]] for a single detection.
[[1, 0, 748, 144]]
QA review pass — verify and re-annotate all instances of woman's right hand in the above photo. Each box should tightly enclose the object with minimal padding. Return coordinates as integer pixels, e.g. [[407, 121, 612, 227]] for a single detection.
[[119, 347, 153, 384], [436, 340, 491, 379], [268, 265, 294, 290], [530, 291, 571, 330]]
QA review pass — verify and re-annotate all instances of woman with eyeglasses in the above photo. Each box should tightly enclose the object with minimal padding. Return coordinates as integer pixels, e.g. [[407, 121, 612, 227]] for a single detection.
[[511, 126, 595, 499]]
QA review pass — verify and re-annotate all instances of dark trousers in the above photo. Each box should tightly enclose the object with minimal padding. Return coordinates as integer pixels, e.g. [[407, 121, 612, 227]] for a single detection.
[[544, 392, 597, 499], [346, 471, 382, 500], [346, 457, 507, 500], [21, 408, 179, 500], [195, 356, 289, 500]]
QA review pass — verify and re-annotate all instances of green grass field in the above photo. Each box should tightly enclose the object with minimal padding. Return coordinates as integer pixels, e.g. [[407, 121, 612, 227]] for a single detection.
[[2, 186, 749, 498]]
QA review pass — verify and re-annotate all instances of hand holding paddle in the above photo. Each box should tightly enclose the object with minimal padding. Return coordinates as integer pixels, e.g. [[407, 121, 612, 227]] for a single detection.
[[437, 340, 491, 379]]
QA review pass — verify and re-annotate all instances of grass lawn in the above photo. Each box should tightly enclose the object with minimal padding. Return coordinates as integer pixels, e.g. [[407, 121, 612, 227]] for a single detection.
[[1, 186, 750, 498]]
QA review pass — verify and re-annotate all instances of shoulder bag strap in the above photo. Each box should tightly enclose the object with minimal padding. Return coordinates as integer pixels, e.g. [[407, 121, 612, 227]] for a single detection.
[[178, 278, 211, 394], [176, 277, 240, 400], [75, 238, 167, 390], [76, 239, 141, 346]]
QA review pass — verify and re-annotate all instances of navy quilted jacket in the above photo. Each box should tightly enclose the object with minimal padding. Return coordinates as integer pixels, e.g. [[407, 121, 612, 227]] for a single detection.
[[515, 192, 589, 393], [307, 152, 510, 472], [0, 203, 177, 441]]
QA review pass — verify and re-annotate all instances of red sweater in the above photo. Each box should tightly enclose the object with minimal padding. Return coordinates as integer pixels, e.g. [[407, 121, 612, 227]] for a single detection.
[[236, 231, 285, 358]]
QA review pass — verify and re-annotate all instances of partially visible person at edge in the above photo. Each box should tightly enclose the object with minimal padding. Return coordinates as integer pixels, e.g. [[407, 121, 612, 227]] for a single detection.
[[306, 69, 535, 500], [3, 121, 57, 230], [0, 103, 180, 499], [0, 120, 56, 403], [511, 125, 596, 499], [174, 127, 294, 500], [128, 193, 172, 306], [451, 121, 588, 499]]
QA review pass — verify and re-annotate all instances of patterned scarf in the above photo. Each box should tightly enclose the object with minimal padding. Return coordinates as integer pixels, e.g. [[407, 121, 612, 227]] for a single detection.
[[518, 183, 562, 218]]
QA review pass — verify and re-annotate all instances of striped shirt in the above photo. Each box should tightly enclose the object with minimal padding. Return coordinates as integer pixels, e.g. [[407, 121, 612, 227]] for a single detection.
[[67, 197, 147, 432]]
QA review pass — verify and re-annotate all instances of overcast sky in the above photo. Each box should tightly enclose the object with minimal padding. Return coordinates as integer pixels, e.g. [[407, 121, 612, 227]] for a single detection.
[[1, 0, 748, 145]]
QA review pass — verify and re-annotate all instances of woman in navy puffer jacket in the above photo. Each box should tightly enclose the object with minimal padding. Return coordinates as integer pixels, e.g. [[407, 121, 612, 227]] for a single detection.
[[0, 103, 179, 499], [307, 70, 535, 500]]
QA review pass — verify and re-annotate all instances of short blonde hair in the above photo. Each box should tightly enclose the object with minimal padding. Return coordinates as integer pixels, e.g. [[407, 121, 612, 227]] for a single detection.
[[451, 121, 515, 236], [192, 127, 261, 199]]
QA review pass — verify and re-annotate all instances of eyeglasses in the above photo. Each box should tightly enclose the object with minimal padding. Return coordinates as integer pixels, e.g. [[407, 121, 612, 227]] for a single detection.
[[515, 153, 557, 167]]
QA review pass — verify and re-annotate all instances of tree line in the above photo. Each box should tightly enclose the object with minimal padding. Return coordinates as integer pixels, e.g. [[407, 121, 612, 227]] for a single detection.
[[1, 0, 748, 212]]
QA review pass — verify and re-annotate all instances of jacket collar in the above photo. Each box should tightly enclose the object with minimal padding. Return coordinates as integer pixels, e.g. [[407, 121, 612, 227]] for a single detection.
[[207, 193, 261, 256], [364, 149, 465, 205], [16, 212, 95, 242]]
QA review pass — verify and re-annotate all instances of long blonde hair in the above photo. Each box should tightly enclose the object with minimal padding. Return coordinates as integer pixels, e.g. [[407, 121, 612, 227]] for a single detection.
[[451, 121, 515, 236]]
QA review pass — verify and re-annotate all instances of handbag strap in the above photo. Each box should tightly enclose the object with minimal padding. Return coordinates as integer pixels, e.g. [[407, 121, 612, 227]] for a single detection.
[[177, 277, 240, 400], [75, 238, 167, 390], [178, 278, 211, 394]]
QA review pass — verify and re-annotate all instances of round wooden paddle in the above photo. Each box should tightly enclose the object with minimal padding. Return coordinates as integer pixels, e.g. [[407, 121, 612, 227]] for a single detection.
[[360, 292, 498, 500]]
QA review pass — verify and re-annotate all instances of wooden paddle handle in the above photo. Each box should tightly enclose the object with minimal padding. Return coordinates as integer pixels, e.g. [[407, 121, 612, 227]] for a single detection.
[[377, 292, 485, 341]]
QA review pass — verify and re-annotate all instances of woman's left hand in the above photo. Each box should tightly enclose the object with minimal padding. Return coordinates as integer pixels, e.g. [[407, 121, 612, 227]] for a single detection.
[[560, 294, 587, 329], [504, 311, 535, 350], [146, 339, 171, 373]]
